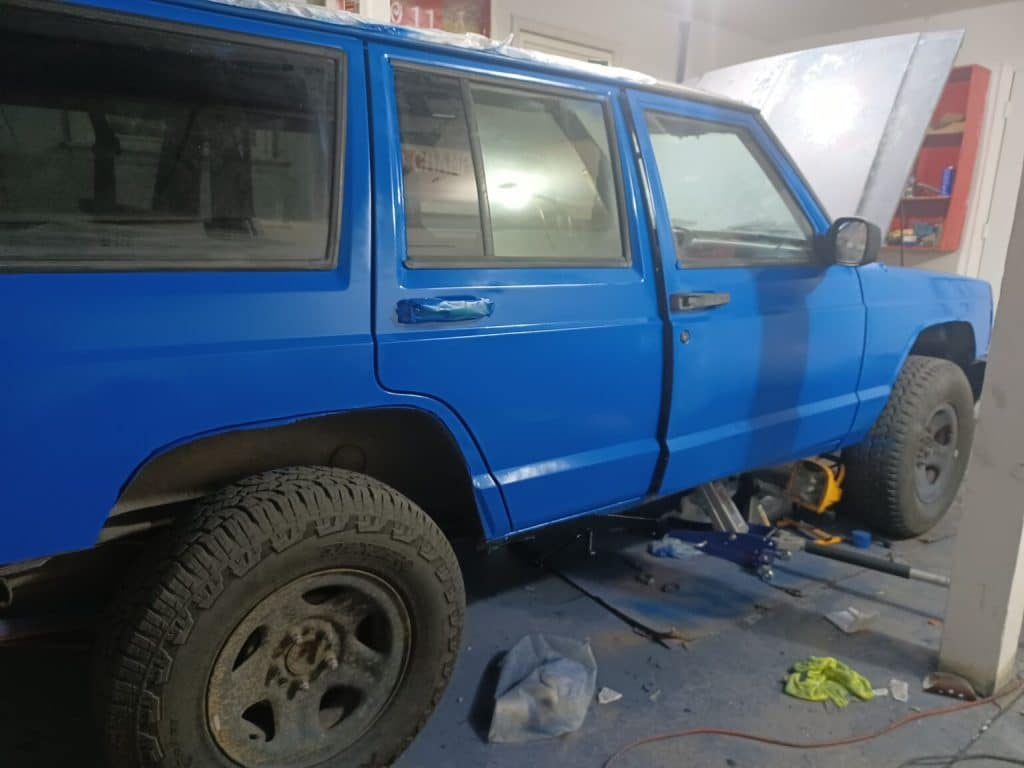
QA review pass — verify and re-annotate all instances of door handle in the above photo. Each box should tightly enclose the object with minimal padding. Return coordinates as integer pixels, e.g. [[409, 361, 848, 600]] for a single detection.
[[670, 291, 731, 312], [396, 295, 494, 324]]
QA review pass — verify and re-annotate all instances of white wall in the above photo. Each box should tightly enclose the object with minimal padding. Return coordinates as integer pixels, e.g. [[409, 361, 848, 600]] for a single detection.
[[685, 17, 772, 78], [685, 1, 1024, 76], [490, 0, 688, 81], [686, 2, 1024, 289]]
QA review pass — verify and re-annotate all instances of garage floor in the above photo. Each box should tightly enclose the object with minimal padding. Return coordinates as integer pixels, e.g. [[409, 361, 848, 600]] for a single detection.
[[3, 504, 1023, 768]]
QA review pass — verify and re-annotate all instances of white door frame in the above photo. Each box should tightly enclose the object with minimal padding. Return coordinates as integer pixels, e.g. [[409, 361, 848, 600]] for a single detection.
[[963, 64, 1023, 308]]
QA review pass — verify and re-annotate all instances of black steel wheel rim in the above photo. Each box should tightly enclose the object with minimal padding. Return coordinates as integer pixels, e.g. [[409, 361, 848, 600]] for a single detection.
[[207, 569, 411, 767], [914, 402, 960, 504]]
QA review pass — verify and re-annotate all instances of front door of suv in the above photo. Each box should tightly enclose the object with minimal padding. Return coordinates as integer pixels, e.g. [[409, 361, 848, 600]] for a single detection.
[[370, 48, 663, 531], [628, 91, 867, 495]]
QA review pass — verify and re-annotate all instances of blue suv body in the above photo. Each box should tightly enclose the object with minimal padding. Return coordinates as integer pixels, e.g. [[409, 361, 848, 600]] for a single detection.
[[1, 0, 991, 565], [0, 2, 992, 765]]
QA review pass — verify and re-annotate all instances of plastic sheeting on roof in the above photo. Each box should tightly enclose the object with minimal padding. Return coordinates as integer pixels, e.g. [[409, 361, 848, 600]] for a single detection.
[[207, 0, 658, 84]]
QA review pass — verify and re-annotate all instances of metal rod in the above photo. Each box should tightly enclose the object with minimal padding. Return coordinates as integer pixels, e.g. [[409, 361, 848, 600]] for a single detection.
[[804, 542, 949, 587]]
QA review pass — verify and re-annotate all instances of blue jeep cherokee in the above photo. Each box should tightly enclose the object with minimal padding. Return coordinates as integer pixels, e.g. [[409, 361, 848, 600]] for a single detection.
[[0, 1, 992, 766]]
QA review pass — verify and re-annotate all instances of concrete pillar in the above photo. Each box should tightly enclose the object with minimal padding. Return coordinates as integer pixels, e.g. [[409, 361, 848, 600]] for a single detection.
[[939, 168, 1024, 695]]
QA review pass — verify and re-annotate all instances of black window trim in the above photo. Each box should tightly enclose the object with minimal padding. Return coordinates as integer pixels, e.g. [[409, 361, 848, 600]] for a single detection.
[[645, 109, 819, 270], [0, 0, 347, 273], [393, 61, 633, 270]]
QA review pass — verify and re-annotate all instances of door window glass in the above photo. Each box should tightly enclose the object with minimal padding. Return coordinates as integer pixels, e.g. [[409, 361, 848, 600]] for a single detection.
[[471, 83, 625, 264], [395, 67, 627, 267], [645, 112, 813, 267]]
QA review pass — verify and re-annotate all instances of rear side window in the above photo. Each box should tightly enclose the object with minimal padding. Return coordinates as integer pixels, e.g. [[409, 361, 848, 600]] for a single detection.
[[0, 7, 341, 270], [645, 112, 813, 267], [395, 67, 627, 267]]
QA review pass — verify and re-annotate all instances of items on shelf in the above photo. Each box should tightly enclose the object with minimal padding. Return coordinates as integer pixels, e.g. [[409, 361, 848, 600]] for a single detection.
[[887, 221, 943, 248]]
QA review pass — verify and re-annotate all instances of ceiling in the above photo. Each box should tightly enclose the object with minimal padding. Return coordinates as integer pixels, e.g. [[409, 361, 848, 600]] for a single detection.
[[688, 0, 1006, 43]]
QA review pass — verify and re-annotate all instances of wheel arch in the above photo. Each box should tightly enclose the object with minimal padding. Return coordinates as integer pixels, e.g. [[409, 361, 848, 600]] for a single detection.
[[107, 407, 493, 543], [909, 320, 986, 399]]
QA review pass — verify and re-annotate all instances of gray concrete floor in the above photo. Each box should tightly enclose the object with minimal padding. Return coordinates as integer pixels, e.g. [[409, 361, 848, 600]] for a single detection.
[[2, 505, 1022, 767]]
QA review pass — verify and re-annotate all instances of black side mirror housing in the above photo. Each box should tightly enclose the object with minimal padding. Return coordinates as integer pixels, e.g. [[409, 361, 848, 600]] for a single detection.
[[823, 217, 881, 266]]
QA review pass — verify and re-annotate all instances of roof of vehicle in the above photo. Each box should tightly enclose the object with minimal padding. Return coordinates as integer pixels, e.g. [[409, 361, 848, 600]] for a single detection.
[[191, 0, 753, 112]]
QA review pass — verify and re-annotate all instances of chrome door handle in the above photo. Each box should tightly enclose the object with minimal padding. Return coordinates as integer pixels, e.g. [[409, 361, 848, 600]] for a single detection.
[[670, 292, 731, 312]]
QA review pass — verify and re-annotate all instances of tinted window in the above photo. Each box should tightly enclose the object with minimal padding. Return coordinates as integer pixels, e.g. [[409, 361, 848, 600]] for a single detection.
[[645, 113, 813, 267], [395, 67, 626, 267], [471, 84, 625, 264], [395, 70, 485, 264], [0, 8, 340, 269]]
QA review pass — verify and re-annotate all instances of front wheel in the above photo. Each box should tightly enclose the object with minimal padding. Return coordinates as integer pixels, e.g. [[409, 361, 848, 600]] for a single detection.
[[97, 467, 464, 768], [843, 355, 975, 538]]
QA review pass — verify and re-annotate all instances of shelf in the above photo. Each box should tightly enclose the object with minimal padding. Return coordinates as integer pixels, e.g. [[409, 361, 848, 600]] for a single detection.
[[923, 129, 964, 147], [927, 125, 965, 136], [887, 64, 990, 253]]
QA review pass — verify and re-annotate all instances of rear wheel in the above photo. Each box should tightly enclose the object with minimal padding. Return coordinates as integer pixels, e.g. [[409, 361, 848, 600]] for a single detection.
[[843, 355, 974, 538], [97, 467, 464, 768]]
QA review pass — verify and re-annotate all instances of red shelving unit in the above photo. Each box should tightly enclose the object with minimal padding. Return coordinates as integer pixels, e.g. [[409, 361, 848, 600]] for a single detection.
[[885, 64, 990, 253]]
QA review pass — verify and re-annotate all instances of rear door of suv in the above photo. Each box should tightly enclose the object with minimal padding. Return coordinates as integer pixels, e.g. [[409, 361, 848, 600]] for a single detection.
[[369, 46, 663, 531]]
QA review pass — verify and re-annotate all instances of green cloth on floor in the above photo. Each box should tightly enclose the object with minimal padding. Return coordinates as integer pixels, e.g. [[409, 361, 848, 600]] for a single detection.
[[785, 656, 875, 708]]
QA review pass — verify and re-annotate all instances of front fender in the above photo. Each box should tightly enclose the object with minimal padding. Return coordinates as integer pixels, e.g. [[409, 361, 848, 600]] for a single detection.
[[846, 262, 993, 441]]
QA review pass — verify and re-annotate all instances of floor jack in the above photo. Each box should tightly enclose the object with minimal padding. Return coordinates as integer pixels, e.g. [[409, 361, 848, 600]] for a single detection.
[[666, 480, 951, 588]]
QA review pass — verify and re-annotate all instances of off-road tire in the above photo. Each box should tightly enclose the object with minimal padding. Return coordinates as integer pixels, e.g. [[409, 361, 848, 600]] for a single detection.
[[95, 467, 464, 768], [843, 355, 974, 538]]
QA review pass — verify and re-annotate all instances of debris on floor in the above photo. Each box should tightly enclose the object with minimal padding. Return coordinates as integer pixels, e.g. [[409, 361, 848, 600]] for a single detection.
[[638, 684, 663, 704], [890, 679, 910, 703], [635, 571, 655, 586], [597, 686, 622, 705], [825, 606, 878, 634], [923, 671, 979, 701], [488, 634, 598, 744], [648, 535, 704, 560], [785, 656, 875, 708]]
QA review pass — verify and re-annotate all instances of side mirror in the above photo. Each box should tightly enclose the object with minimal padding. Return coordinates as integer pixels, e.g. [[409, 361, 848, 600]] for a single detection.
[[827, 217, 881, 266]]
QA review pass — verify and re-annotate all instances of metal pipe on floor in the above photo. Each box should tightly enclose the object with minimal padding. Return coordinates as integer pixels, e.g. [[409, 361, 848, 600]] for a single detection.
[[803, 542, 950, 587]]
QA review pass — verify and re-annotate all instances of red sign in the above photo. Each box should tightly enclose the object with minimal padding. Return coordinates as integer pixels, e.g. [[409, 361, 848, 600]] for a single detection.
[[390, 0, 491, 36]]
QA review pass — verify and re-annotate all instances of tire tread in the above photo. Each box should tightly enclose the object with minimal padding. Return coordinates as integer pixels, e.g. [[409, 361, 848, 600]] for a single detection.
[[843, 355, 968, 538], [98, 467, 463, 768]]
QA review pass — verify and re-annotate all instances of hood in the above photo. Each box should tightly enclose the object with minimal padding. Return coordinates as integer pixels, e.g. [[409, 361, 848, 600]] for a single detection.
[[690, 32, 964, 231]]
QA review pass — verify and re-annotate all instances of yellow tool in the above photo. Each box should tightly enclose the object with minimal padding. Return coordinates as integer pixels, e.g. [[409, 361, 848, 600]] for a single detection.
[[779, 517, 843, 546], [785, 458, 845, 514]]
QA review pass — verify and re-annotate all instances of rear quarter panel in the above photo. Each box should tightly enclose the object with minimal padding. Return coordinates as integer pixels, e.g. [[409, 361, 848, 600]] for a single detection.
[[846, 262, 993, 442]]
